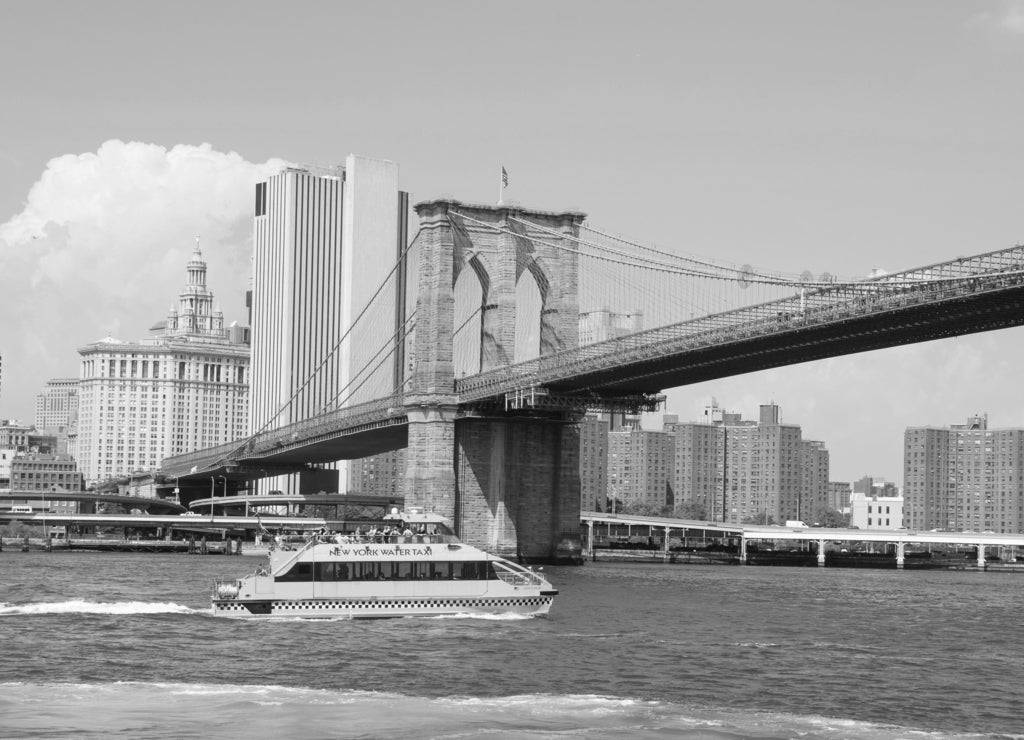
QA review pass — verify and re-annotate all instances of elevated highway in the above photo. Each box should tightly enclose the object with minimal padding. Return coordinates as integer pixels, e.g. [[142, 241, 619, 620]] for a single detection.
[[1, 491, 186, 514], [581, 512, 1024, 568]]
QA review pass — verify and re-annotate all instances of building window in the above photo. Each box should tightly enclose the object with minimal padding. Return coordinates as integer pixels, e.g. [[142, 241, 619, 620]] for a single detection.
[[255, 182, 267, 217]]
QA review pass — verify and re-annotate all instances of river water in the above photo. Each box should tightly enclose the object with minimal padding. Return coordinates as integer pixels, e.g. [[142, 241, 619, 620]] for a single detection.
[[0, 551, 1020, 739]]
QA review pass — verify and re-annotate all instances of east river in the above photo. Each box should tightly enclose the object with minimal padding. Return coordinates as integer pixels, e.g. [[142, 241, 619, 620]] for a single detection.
[[1, 551, 1020, 739]]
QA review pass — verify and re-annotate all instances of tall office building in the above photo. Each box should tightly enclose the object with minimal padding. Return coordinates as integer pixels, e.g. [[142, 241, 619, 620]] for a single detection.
[[904, 414, 1024, 533], [348, 449, 406, 497], [608, 422, 673, 510], [35, 378, 79, 431], [77, 242, 249, 486], [249, 156, 409, 494], [661, 402, 824, 524], [828, 481, 852, 512], [800, 440, 830, 523], [579, 414, 609, 511], [664, 411, 721, 519]]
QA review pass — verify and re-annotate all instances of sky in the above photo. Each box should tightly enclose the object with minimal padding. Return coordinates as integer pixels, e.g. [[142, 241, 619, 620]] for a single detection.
[[2, 0, 1024, 486]]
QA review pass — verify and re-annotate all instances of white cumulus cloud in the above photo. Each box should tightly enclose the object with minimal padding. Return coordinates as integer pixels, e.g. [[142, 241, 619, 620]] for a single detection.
[[0, 140, 290, 421]]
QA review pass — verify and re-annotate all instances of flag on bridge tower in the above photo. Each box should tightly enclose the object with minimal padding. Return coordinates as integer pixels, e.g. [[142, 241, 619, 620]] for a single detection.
[[498, 165, 509, 205]]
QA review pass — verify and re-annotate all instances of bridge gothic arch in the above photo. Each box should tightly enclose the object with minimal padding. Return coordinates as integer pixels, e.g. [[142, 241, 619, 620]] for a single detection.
[[407, 199, 587, 560], [454, 252, 507, 377], [514, 264, 543, 363]]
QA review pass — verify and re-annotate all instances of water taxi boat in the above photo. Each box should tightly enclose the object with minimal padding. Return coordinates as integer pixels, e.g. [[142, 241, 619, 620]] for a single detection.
[[211, 509, 558, 618]]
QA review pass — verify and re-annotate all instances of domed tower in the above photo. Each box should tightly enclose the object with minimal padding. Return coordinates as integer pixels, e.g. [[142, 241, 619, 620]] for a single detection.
[[171, 237, 221, 337]]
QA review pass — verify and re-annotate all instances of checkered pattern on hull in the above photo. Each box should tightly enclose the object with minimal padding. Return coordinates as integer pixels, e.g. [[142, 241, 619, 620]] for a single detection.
[[214, 596, 553, 617]]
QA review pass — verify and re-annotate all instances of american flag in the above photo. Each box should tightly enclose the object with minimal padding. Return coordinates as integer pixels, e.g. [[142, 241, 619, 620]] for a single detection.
[[501, 166, 508, 188]]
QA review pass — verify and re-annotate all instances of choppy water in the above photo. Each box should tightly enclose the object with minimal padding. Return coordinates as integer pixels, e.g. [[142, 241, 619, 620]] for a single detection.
[[1, 551, 1021, 739]]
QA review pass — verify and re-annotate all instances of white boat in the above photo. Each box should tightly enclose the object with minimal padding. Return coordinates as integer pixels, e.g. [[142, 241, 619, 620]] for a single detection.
[[211, 509, 558, 618]]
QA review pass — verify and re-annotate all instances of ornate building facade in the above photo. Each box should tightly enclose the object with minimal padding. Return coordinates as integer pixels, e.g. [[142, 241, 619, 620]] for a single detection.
[[76, 241, 250, 486]]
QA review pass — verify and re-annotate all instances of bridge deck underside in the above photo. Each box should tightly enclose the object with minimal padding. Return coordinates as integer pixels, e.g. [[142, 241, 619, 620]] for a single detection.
[[543, 284, 1024, 395], [170, 424, 409, 482]]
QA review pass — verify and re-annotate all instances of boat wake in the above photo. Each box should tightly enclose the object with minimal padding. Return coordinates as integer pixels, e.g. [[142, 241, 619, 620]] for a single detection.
[[0, 682, 1008, 740], [0, 600, 201, 616], [424, 611, 536, 621]]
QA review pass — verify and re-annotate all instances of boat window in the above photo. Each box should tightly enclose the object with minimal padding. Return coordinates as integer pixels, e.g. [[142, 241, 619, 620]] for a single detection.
[[278, 562, 314, 582], [354, 562, 379, 581], [296, 561, 495, 582], [430, 562, 454, 580], [314, 562, 350, 581], [453, 561, 490, 580]]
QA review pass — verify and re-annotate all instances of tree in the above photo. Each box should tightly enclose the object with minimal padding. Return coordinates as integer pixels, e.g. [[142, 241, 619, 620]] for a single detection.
[[811, 507, 849, 528], [620, 501, 671, 517], [672, 501, 707, 520], [741, 511, 776, 525]]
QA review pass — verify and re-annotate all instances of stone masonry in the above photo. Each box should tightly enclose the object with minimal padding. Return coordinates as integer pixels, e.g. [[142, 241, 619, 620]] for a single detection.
[[405, 199, 586, 560]]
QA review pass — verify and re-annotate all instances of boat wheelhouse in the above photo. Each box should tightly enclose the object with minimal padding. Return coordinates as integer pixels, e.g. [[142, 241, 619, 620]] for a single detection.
[[211, 509, 558, 618]]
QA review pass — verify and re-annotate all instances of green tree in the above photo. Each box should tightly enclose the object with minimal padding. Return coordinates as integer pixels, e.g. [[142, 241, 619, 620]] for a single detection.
[[605, 496, 625, 514], [672, 501, 707, 520], [741, 511, 776, 525], [811, 507, 849, 528], [620, 501, 671, 517]]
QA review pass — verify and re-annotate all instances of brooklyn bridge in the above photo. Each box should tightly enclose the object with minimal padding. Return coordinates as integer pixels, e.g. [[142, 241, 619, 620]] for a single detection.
[[164, 198, 1024, 560]]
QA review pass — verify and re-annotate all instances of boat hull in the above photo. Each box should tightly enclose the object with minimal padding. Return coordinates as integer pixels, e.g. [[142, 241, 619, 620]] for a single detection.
[[212, 593, 555, 619]]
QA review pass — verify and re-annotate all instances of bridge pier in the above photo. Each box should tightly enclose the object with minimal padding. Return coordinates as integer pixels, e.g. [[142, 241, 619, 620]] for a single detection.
[[977, 543, 986, 570], [817, 539, 826, 567], [454, 415, 582, 563], [404, 401, 459, 520], [404, 403, 583, 563], [896, 541, 906, 569]]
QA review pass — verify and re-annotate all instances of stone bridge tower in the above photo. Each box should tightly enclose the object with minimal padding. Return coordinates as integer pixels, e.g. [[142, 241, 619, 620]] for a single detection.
[[404, 199, 587, 561]]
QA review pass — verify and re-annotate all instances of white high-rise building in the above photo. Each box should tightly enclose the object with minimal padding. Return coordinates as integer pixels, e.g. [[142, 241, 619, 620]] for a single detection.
[[35, 378, 79, 430], [77, 241, 249, 486], [249, 156, 409, 494]]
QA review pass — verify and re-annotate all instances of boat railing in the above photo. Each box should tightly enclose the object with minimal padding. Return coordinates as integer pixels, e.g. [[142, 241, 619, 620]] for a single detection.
[[212, 579, 241, 600], [270, 537, 318, 576], [492, 566, 546, 587]]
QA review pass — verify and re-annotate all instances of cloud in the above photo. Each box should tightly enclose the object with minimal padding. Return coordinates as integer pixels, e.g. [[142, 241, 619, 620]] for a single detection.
[[1001, 0, 1024, 33], [970, 0, 1024, 35], [0, 140, 289, 421]]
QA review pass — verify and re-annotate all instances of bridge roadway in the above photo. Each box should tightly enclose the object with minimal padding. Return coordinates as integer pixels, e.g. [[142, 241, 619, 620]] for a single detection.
[[581, 512, 1024, 568], [163, 245, 1024, 482]]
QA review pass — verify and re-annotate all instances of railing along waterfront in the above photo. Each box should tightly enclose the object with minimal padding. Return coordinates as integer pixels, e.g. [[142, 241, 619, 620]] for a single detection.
[[456, 245, 1024, 402]]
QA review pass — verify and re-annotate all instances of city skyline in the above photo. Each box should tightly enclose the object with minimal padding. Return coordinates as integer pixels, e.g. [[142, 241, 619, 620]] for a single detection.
[[3, 1, 1024, 485]]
